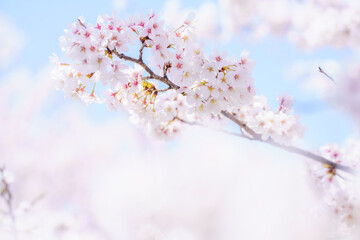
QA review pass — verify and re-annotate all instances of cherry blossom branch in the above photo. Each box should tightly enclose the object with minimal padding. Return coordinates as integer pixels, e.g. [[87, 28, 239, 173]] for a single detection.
[[59, 15, 355, 175], [78, 18, 179, 91], [111, 40, 353, 174], [110, 39, 353, 174], [110, 48, 180, 90], [220, 110, 259, 138], [220, 111, 355, 174], [175, 113, 354, 174]]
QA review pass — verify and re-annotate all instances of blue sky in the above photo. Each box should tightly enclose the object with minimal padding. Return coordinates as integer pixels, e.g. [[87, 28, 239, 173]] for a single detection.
[[0, 0, 355, 148]]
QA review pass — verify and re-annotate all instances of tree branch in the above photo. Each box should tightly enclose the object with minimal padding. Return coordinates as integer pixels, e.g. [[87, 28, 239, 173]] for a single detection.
[[157, 87, 172, 93], [163, 61, 171, 79], [110, 48, 180, 91], [220, 110, 259, 138], [220, 110, 354, 174], [139, 40, 146, 61], [109, 39, 353, 175], [174, 116, 202, 126], [175, 113, 355, 174]]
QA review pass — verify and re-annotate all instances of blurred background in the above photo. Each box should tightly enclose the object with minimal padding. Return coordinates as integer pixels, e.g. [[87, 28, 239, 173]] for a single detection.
[[0, 0, 359, 239]]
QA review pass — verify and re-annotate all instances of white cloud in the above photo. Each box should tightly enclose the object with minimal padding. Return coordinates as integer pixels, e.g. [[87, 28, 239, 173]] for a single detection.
[[0, 13, 26, 70], [112, 0, 128, 11]]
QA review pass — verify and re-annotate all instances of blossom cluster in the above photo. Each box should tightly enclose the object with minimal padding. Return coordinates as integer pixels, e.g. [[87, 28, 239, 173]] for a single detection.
[[333, 64, 360, 128], [287, 0, 360, 49], [7, 6, 358, 239], [51, 12, 307, 143], [51, 12, 257, 138], [217, 0, 360, 50], [308, 141, 360, 229], [234, 95, 305, 145]]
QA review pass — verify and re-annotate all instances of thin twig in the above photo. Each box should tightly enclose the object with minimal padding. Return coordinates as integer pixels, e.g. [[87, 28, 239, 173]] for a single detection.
[[163, 61, 171, 79], [0, 167, 14, 221], [319, 67, 335, 83], [220, 110, 259, 138], [77, 19, 86, 28], [139, 41, 147, 61], [157, 87, 172, 93]]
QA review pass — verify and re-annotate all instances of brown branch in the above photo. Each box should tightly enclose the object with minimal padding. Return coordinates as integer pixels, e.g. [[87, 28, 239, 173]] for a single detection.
[[108, 37, 352, 174], [139, 41, 146, 61], [220, 110, 354, 174], [220, 110, 259, 138], [178, 113, 354, 174], [163, 61, 171, 79], [265, 140, 354, 173], [157, 87, 172, 93], [176, 113, 355, 174], [110, 48, 180, 91], [141, 76, 152, 81]]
